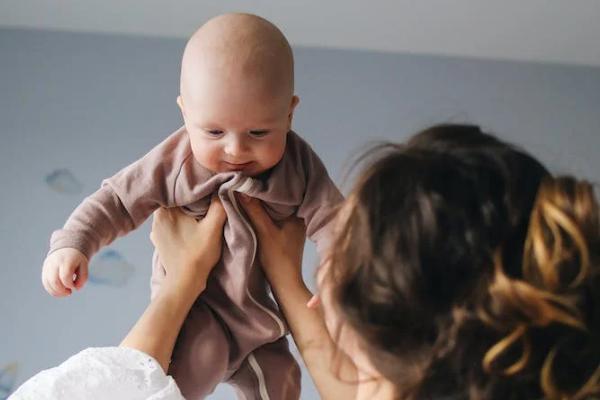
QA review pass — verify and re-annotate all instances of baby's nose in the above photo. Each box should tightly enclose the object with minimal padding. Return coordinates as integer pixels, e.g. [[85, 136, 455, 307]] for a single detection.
[[224, 135, 248, 156]]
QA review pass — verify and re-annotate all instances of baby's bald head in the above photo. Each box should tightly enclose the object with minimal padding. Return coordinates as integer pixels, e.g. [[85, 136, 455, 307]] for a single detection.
[[180, 13, 294, 105], [178, 14, 299, 177]]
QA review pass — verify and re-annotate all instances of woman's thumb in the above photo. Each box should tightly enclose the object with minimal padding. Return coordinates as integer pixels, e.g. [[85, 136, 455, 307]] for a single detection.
[[206, 195, 227, 226], [239, 194, 271, 234]]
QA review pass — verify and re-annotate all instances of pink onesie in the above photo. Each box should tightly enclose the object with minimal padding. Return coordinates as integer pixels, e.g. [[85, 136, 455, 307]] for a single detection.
[[48, 127, 343, 400]]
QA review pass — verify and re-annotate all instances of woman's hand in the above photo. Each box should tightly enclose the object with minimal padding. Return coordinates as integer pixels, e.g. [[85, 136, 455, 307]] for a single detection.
[[121, 196, 226, 371], [239, 194, 357, 399], [239, 194, 306, 290], [150, 195, 227, 294]]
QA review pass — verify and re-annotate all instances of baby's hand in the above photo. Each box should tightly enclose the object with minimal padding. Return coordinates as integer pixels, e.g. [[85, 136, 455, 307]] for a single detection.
[[41, 248, 89, 297]]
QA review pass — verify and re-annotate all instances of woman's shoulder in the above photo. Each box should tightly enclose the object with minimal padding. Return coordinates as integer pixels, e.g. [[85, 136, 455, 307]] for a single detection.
[[9, 346, 184, 400]]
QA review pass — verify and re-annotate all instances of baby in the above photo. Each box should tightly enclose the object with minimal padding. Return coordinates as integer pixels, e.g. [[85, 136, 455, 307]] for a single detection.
[[41, 13, 342, 400]]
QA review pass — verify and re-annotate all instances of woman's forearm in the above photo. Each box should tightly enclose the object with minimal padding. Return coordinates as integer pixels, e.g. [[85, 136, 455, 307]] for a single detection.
[[120, 282, 202, 372], [271, 278, 325, 353], [269, 268, 357, 400]]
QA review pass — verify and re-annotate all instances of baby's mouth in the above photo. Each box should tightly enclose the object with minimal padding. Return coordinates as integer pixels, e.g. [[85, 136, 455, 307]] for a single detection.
[[223, 161, 253, 171]]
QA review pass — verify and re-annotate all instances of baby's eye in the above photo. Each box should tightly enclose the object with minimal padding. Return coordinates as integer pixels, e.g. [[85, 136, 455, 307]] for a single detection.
[[205, 129, 224, 137], [249, 130, 270, 138]]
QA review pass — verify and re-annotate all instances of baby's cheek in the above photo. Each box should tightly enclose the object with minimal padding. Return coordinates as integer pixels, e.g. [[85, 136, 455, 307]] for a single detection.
[[260, 138, 287, 168], [191, 140, 220, 171]]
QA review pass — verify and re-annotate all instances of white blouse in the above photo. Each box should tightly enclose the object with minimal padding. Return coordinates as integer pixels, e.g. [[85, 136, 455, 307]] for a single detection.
[[9, 347, 185, 400]]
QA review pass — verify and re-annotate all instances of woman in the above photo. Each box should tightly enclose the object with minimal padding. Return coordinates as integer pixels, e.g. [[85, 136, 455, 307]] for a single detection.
[[12, 124, 600, 399], [238, 124, 600, 399]]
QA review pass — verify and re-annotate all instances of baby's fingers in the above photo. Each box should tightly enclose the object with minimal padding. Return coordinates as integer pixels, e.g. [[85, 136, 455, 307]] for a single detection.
[[74, 263, 88, 290], [41, 259, 70, 297], [41, 273, 54, 295], [59, 263, 77, 291], [44, 270, 72, 297]]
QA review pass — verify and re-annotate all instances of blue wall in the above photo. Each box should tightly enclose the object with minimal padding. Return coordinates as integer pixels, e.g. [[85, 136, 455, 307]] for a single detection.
[[1, 28, 599, 399]]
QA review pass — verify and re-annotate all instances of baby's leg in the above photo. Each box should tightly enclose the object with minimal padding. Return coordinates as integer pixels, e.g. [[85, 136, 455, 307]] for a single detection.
[[168, 299, 231, 399], [227, 337, 301, 400], [151, 251, 230, 399]]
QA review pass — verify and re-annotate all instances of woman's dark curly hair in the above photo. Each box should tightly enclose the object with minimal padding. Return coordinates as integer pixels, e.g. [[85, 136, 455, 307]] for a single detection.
[[324, 124, 600, 399]]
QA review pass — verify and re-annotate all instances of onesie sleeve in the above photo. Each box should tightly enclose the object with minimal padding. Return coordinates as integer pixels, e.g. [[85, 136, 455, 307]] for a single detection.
[[293, 135, 344, 258], [48, 127, 193, 259], [8, 347, 185, 400]]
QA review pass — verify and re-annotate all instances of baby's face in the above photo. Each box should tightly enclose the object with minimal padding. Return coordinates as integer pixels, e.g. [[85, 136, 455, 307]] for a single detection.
[[180, 75, 298, 177]]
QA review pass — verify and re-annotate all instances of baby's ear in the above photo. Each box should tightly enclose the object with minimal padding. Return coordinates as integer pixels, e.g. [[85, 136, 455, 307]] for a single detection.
[[176, 95, 186, 117], [289, 95, 300, 116], [288, 96, 300, 125]]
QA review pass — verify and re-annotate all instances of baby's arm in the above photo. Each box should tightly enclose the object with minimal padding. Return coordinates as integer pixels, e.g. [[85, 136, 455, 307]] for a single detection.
[[42, 127, 193, 296], [294, 138, 343, 256]]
